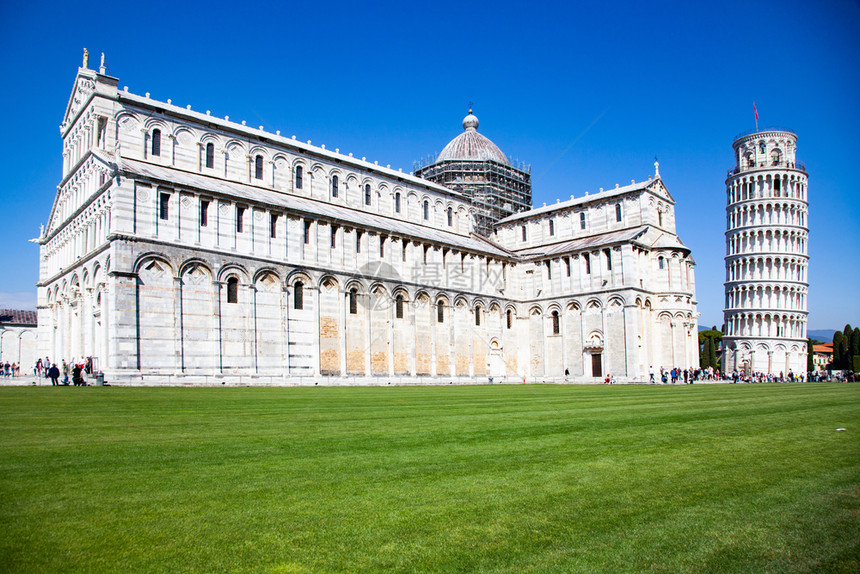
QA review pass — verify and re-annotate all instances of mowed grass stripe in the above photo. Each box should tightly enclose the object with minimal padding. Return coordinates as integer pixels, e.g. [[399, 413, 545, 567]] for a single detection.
[[0, 383, 857, 573]]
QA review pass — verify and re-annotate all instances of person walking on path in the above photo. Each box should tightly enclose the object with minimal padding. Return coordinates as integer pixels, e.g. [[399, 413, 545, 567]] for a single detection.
[[48, 364, 60, 386]]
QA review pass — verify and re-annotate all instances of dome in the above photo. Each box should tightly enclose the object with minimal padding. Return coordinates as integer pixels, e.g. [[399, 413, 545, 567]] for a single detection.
[[436, 111, 510, 165]]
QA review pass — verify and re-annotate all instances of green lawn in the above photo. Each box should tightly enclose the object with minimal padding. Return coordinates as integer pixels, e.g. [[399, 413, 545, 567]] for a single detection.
[[0, 383, 858, 573]]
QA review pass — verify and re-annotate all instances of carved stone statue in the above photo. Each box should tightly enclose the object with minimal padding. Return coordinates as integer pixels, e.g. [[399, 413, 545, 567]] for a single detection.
[[82, 48, 89, 68]]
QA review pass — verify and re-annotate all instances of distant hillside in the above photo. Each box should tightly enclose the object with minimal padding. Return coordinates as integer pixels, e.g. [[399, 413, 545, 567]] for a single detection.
[[808, 329, 836, 342]]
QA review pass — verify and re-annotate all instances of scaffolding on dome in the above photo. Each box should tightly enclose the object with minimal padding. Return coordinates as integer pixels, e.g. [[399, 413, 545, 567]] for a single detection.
[[413, 155, 532, 237]]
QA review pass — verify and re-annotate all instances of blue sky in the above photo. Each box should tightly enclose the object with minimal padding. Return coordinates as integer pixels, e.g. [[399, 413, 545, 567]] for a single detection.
[[1, 0, 858, 330]]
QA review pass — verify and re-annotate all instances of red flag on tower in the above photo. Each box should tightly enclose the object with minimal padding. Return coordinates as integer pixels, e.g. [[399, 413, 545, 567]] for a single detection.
[[754, 102, 759, 121]]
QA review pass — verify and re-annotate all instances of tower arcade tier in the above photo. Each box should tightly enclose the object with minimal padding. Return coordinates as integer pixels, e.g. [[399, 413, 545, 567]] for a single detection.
[[723, 128, 809, 376]]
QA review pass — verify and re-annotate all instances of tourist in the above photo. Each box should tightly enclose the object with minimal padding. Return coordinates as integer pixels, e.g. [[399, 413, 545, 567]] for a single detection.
[[48, 363, 60, 386], [72, 363, 84, 386]]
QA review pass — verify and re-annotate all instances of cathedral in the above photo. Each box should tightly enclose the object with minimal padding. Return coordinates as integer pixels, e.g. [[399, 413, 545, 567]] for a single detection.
[[35, 56, 698, 385]]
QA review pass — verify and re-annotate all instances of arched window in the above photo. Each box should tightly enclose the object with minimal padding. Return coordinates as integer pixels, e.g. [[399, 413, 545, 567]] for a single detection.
[[437, 300, 444, 323], [295, 166, 303, 189], [658, 256, 665, 270], [294, 281, 304, 310], [227, 277, 239, 304], [580, 212, 586, 230], [331, 175, 339, 198], [349, 288, 358, 315], [255, 155, 263, 180], [584, 253, 591, 274], [151, 129, 161, 157], [549, 219, 555, 236], [615, 203, 622, 222], [205, 143, 214, 168], [395, 294, 404, 319], [522, 225, 527, 241], [658, 211, 663, 227], [364, 184, 371, 205], [604, 248, 612, 270], [552, 310, 560, 335], [395, 192, 401, 213], [423, 200, 429, 220], [475, 307, 481, 326], [506, 309, 512, 329], [447, 207, 453, 226]]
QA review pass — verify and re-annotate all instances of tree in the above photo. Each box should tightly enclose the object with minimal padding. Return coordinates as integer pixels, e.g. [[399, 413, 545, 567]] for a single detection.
[[807, 338, 815, 373], [698, 328, 723, 371], [700, 337, 710, 369], [842, 325, 853, 369], [833, 331, 844, 370], [709, 334, 719, 370], [851, 328, 860, 362]]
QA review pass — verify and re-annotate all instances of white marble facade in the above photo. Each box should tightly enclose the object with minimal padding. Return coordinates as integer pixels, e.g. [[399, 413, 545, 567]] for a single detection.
[[723, 129, 809, 375], [36, 61, 698, 385]]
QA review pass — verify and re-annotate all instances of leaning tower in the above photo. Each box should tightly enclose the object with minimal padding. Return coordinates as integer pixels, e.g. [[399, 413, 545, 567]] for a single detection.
[[723, 128, 809, 376]]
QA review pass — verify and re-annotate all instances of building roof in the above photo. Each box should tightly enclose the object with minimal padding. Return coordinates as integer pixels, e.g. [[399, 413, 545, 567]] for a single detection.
[[0, 309, 37, 326], [513, 227, 647, 258], [813, 344, 833, 354], [113, 91, 459, 199], [497, 178, 666, 225], [510, 225, 692, 260], [435, 112, 510, 165], [118, 157, 513, 259]]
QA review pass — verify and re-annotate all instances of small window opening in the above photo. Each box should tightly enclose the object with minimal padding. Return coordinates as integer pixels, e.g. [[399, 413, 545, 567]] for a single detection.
[[151, 129, 161, 157], [395, 192, 401, 213], [522, 225, 527, 241], [552, 310, 560, 335], [580, 212, 586, 230], [615, 203, 622, 222], [396, 295, 404, 319], [364, 184, 371, 205], [506, 309, 512, 329], [447, 207, 453, 226], [227, 277, 239, 304], [255, 155, 263, 180], [658, 256, 665, 270], [270, 213, 278, 239], [236, 207, 245, 233], [605, 248, 612, 270], [437, 300, 444, 323], [585, 253, 591, 274], [331, 175, 338, 198], [159, 192, 169, 220], [356, 231, 362, 253], [549, 219, 554, 236], [205, 143, 214, 168], [331, 225, 337, 248], [475, 307, 481, 326], [295, 166, 303, 189], [199, 200, 209, 227], [303, 220, 311, 244], [349, 288, 358, 315], [380, 237, 385, 258], [423, 200, 429, 220], [293, 281, 304, 310]]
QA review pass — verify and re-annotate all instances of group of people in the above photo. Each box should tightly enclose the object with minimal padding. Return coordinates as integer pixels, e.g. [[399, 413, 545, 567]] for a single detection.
[[2, 362, 21, 377], [648, 367, 706, 384], [35, 357, 93, 386], [729, 370, 805, 383]]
